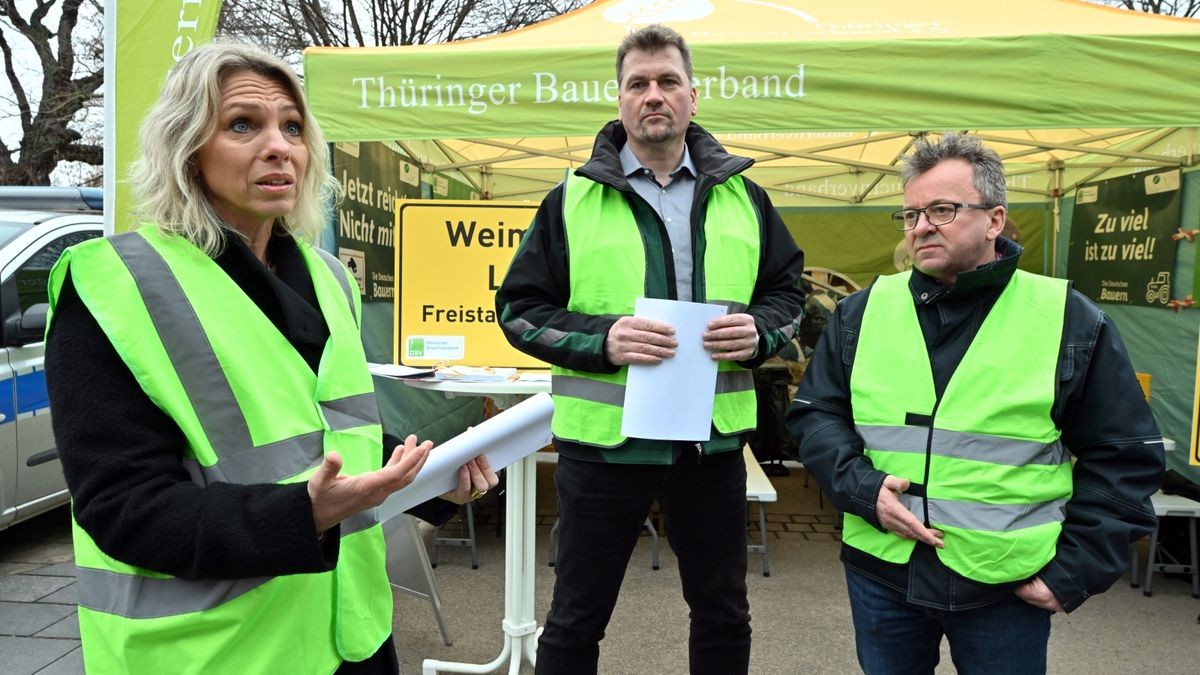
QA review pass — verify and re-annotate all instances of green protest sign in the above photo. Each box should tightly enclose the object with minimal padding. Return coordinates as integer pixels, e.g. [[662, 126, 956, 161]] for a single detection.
[[1066, 170, 1180, 307], [332, 142, 422, 302]]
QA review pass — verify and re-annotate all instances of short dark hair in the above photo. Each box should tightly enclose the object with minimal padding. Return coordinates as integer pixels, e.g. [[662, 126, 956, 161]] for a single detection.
[[616, 24, 693, 85], [900, 132, 1007, 209]]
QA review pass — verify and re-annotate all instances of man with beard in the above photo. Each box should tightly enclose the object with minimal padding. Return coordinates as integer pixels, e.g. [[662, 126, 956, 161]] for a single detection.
[[496, 24, 804, 675]]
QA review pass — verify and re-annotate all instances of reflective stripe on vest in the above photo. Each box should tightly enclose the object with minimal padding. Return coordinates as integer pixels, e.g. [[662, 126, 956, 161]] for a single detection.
[[856, 425, 1069, 467], [48, 228, 390, 672], [843, 270, 1071, 584], [550, 172, 759, 447], [106, 233, 380, 486], [897, 494, 1067, 532], [552, 369, 756, 404], [73, 505, 381, 620]]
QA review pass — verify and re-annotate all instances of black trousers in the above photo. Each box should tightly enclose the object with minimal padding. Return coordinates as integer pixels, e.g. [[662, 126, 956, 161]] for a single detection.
[[535, 450, 751, 675]]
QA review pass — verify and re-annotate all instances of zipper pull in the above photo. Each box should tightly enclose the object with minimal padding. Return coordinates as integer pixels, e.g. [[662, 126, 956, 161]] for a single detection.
[[695, 443, 704, 464]]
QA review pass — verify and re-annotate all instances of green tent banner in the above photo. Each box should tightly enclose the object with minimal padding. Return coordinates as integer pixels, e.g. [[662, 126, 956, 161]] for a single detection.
[[305, 35, 1200, 143], [1067, 170, 1181, 307]]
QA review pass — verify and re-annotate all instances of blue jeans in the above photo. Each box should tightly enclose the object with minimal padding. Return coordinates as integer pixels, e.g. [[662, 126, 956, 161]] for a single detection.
[[845, 568, 1052, 675]]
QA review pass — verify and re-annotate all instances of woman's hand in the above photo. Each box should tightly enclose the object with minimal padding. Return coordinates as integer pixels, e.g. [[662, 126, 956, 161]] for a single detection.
[[441, 455, 500, 505], [308, 434, 432, 535]]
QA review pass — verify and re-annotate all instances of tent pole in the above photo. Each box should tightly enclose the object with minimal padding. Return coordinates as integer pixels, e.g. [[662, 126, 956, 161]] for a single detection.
[[1051, 164, 1063, 278]]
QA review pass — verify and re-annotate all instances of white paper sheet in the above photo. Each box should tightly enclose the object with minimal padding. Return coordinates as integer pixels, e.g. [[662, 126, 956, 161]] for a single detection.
[[368, 363, 435, 379], [433, 366, 517, 382], [378, 392, 554, 524], [620, 298, 727, 441]]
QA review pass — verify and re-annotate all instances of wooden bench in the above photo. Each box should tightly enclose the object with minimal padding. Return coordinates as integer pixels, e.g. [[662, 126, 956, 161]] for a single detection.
[[744, 445, 778, 577]]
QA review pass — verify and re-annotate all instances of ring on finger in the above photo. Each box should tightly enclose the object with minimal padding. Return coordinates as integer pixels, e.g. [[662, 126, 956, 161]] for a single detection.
[[469, 488, 487, 499]]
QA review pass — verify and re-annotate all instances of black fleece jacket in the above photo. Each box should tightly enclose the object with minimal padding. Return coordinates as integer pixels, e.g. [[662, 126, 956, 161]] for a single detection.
[[787, 238, 1163, 613]]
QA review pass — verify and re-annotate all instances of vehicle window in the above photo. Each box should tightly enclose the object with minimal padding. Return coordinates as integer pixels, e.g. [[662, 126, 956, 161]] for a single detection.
[[16, 230, 101, 312], [0, 221, 33, 248]]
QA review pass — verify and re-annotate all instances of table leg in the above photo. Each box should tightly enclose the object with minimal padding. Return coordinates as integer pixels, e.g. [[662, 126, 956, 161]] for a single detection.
[[423, 453, 540, 674], [758, 501, 771, 578], [1129, 542, 1139, 588], [1144, 517, 1160, 596], [1190, 516, 1199, 599]]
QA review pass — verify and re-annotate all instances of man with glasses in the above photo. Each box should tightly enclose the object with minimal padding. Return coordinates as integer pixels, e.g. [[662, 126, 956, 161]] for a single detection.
[[787, 132, 1163, 674]]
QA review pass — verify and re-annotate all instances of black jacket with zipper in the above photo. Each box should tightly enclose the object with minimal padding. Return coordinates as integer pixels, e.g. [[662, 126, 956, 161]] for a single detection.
[[496, 120, 805, 464], [786, 237, 1163, 612]]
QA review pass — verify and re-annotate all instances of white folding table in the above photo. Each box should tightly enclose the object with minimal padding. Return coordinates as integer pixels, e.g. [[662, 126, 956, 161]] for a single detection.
[[1127, 438, 1200, 598], [1137, 490, 1200, 598]]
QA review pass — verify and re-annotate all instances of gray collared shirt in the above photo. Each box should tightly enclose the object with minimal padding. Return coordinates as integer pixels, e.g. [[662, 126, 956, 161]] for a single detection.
[[619, 143, 697, 302]]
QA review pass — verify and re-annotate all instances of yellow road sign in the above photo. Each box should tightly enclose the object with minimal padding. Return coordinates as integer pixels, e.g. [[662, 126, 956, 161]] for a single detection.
[[395, 200, 544, 368]]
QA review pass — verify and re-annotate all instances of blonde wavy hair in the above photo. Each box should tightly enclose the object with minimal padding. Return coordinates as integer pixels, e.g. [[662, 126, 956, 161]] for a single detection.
[[129, 41, 340, 256]]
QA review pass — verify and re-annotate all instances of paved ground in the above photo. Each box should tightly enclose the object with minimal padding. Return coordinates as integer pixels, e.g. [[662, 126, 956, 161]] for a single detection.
[[395, 462, 1200, 674], [0, 507, 81, 674], [4, 461, 1200, 674]]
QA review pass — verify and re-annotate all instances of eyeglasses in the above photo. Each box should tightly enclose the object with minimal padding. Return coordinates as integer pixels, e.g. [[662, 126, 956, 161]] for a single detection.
[[891, 202, 996, 231]]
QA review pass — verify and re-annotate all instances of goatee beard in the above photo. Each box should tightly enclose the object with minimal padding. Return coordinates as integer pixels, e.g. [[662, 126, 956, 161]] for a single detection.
[[637, 122, 675, 144]]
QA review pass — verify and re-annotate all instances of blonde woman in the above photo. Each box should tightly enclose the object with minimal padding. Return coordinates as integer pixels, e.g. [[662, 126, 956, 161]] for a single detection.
[[45, 42, 495, 674]]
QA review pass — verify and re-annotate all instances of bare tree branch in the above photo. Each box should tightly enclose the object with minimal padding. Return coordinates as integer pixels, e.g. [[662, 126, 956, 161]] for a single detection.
[[0, 0, 102, 185], [343, 1, 365, 46], [0, 25, 33, 134], [218, 0, 590, 50], [0, 0, 590, 186], [1092, 0, 1200, 17], [60, 140, 100, 165]]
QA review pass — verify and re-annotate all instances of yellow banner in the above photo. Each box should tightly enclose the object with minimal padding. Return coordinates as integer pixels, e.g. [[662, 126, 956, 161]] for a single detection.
[[110, 0, 222, 232], [394, 200, 542, 368]]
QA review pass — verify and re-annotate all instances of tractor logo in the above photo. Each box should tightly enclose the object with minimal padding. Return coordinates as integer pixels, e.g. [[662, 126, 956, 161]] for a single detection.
[[1146, 272, 1171, 305]]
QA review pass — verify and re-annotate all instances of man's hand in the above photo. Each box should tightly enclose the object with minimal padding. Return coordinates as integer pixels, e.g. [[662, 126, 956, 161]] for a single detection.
[[703, 313, 758, 361], [308, 434, 432, 534], [605, 316, 677, 365], [442, 455, 500, 505], [876, 475, 944, 548], [1015, 577, 1063, 613]]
